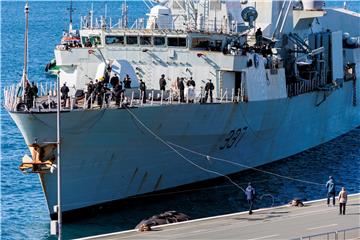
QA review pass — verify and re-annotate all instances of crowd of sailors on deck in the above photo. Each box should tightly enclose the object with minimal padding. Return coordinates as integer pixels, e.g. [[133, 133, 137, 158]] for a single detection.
[[80, 72, 215, 108]]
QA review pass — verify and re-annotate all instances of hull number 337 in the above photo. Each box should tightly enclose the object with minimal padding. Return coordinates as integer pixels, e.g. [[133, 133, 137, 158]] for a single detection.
[[219, 127, 248, 150]]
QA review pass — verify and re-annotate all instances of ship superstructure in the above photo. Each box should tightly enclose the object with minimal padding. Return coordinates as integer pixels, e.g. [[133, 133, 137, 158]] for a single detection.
[[3, 0, 360, 219]]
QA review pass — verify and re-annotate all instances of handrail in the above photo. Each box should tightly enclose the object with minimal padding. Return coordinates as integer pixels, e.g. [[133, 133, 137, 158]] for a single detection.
[[292, 226, 360, 240], [3, 82, 248, 113]]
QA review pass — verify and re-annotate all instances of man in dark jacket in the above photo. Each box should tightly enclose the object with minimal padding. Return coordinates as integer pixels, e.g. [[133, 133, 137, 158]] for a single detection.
[[123, 74, 132, 88], [255, 28, 262, 46], [110, 74, 120, 88], [245, 182, 256, 215], [159, 74, 166, 91], [178, 78, 185, 102], [113, 83, 123, 107], [188, 77, 195, 87], [204, 80, 214, 103], [31, 82, 38, 98], [60, 83, 69, 99], [326, 176, 336, 206], [139, 79, 146, 104]]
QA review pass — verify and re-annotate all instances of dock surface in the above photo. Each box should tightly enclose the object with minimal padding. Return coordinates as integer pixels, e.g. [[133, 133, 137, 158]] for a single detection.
[[80, 194, 360, 240]]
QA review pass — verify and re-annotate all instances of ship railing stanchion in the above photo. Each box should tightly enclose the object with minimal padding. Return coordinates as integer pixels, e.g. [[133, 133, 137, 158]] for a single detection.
[[120, 93, 123, 108], [102, 93, 106, 108], [161, 90, 163, 105], [90, 93, 93, 109], [186, 88, 189, 104], [45, 82, 48, 97], [225, 88, 228, 103], [231, 88, 234, 102], [220, 88, 223, 103], [237, 88, 240, 102], [70, 97, 73, 111], [130, 91, 134, 107], [140, 90, 144, 106], [151, 90, 154, 106], [169, 89, 172, 105], [83, 93, 87, 109]]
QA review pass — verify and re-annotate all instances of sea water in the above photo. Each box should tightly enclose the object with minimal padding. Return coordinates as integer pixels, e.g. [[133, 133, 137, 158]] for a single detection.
[[1, 1, 359, 239]]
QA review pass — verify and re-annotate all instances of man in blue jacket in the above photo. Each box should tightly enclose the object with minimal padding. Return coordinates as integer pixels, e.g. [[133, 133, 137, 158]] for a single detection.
[[245, 182, 256, 214], [326, 176, 336, 206]]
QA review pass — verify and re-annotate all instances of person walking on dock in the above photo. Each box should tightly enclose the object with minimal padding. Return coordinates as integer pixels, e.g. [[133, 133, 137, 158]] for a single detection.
[[245, 182, 256, 215], [326, 176, 336, 206], [338, 187, 348, 215]]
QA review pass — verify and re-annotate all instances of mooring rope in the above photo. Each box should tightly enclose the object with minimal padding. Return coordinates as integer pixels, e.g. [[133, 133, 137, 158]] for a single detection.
[[125, 107, 246, 193], [167, 142, 323, 186]]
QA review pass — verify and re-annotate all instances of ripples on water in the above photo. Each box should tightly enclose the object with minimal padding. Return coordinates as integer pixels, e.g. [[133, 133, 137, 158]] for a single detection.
[[1, 1, 359, 239]]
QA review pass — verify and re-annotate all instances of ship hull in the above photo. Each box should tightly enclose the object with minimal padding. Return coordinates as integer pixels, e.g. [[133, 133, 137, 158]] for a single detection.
[[9, 80, 360, 217]]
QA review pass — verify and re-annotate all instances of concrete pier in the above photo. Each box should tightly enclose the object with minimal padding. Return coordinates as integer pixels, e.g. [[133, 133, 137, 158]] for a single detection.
[[79, 194, 360, 240]]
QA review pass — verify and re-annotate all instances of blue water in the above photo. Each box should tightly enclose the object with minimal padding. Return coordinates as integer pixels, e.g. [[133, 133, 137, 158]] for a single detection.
[[1, 1, 359, 239]]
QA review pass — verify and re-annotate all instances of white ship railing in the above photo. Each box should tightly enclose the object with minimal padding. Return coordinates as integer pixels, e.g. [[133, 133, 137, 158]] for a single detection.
[[3, 82, 246, 113]]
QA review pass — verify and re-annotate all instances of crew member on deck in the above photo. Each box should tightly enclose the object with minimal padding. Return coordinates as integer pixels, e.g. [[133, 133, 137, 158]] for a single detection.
[[24, 82, 34, 109], [113, 83, 123, 107], [204, 79, 214, 103], [60, 83, 69, 107], [31, 82, 38, 98], [255, 28, 262, 46], [178, 78, 185, 102], [139, 79, 146, 104], [110, 74, 120, 88], [86, 81, 94, 108], [123, 74, 132, 89], [188, 77, 195, 87], [159, 74, 166, 91]]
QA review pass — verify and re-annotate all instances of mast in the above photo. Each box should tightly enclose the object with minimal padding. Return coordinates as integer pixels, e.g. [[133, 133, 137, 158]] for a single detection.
[[22, 2, 29, 99], [122, 0, 128, 28], [67, 0, 75, 32]]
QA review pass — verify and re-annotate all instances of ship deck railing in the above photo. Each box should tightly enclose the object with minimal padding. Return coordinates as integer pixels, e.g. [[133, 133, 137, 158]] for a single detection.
[[3, 83, 248, 113]]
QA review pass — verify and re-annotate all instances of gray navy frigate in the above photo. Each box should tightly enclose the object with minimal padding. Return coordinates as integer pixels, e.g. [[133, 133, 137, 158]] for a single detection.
[[3, 0, 360, 219]]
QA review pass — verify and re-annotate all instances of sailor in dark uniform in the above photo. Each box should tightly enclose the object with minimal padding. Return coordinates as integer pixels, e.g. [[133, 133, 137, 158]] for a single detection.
[[204, 79, 214, 103], [159, 74, 166, 91], [178, 78, 185, 102], [110, 74, 120, 88], [60, 83, 70, 107], [139, 79, 146, 104]]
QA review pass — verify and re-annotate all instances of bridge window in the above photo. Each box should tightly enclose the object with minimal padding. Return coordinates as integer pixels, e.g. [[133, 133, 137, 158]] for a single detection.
[[154, 36, 165, 46], [105, 36, 124, 45], [191, 38, 210, 50], [167, 37, 187, 47], [90, 36, 101, 46], [140, 36, 152, 45], [126, 36, 138, 45]]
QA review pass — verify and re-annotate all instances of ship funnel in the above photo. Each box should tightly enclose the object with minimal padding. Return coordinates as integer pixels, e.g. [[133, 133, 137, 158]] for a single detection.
[[241, 6, 258, 28]]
